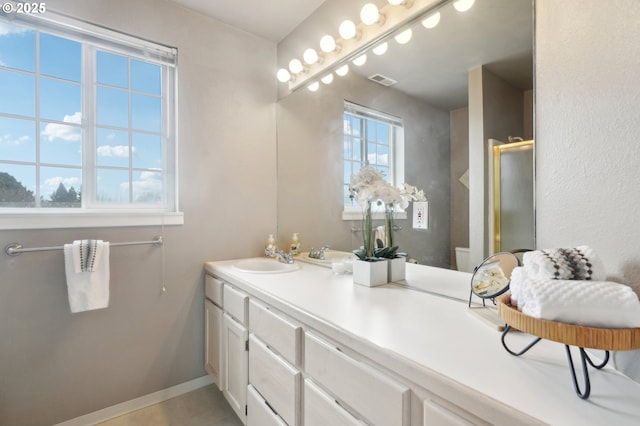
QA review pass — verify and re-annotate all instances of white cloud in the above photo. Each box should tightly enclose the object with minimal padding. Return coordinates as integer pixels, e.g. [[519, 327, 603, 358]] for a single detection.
[[41, 176, 80, 196], [119, 171, 162, 201], [0, 22, 30, 36], [41, 112, 82, 142], [368, 153, 388, 165], [0, 134, 30, 145], [97, 145, 133, 158]]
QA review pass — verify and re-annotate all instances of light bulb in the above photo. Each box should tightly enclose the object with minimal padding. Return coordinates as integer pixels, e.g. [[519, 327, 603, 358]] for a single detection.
[[394, 28, 412, 45], [339, 20, 358, 40], [307, 81, 320, 92], [353, 54, 367, 66], [276, 68, 291, 83], [360, 3, 382, 26], [288, 58, 304, 74], [321, 73, 334, 84], [421, 12, 440, 29], [388, 0, 411, 6], [372, 42, 388, 56], [453, 0, 475, 12], [320, 35, 336, 53], [303, 48, 319, 65], [335, 64, 349, 76]]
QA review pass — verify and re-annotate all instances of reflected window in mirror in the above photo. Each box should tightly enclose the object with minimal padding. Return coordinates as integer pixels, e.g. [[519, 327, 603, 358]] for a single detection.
[[343, 101, 405, 219]]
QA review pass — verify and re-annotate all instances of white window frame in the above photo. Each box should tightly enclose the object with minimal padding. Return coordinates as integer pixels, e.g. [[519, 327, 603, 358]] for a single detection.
[[342, 101, 406, 221], [0, 7, 182, 230]]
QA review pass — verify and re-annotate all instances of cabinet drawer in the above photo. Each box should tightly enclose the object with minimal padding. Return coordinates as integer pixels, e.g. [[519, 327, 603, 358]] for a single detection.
[[205, 274, 223, 306], [423, 400, 477, 426], [249, 299, 302, 366], [224, 284, 249, 326], [247, 384, 287, 426], [249, 334, 301, 426], [304, 379, 366, 426], [304, 332, 410, 426]]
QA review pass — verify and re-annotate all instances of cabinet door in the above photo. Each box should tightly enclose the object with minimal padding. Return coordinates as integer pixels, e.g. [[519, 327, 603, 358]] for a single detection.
[[205, 299, 223, 390], [223, 312, 248, 424]]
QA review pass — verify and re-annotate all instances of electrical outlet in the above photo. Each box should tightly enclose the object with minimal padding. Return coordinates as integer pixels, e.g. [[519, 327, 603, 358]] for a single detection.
[[413, 201, 428, 229]]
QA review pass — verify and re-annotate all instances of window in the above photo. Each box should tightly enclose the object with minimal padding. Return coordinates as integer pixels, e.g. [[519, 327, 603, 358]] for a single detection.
[[343, 101, 405, 219], [0, 11, 180, 229]]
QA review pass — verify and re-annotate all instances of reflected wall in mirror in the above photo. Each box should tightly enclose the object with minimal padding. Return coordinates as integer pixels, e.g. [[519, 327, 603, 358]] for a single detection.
[[277, 0, 534, 270]]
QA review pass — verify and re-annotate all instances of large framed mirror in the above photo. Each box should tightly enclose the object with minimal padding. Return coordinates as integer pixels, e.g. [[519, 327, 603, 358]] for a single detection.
[[276, 0, 534, 270]]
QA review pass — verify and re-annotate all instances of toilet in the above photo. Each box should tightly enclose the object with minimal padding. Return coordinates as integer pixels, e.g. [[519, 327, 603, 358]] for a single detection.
[[455, 247, 470, 272]]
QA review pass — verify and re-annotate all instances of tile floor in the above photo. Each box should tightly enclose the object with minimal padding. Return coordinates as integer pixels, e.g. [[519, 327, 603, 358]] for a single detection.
[[96, 385, 243, 426]]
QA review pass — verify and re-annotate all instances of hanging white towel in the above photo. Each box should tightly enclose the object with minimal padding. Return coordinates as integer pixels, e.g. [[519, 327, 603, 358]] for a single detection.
[[64, 240, 110, 313], [374, 226, 386, 248]]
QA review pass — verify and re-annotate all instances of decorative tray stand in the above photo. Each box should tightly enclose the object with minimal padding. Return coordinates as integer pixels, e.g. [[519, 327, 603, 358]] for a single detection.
[[497, 293, 640, 399]]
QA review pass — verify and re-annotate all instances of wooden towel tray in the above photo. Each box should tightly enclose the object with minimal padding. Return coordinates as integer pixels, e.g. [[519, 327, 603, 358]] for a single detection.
[[496, 293, 640, 351]]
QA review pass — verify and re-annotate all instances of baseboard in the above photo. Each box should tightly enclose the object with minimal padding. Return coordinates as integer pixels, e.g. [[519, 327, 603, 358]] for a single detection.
[[54, 375, 214, 426]]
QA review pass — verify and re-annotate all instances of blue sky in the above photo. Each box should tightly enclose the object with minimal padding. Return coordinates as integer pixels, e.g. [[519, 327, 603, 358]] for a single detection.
[[0, 20, 164, 205]]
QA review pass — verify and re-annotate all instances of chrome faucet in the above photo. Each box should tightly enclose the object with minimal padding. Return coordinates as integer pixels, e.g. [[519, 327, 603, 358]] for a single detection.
[[308, 245, 329, 260], [275, 250, 295, 264]]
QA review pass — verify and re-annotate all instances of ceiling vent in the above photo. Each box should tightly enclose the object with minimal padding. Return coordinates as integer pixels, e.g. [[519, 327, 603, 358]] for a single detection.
[[368, 73, 397, 87]]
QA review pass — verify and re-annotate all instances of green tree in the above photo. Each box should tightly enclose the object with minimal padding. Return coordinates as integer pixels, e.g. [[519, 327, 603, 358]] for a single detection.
[[49, 182, 80, 206], [0, 172, 35, 206]]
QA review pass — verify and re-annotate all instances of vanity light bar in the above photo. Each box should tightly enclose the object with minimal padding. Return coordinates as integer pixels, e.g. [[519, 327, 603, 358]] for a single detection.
[[279, 0, 467, 92]]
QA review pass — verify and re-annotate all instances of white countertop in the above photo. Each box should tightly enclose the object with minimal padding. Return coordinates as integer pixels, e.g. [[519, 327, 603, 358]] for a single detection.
[[205, 258, 640, 425]]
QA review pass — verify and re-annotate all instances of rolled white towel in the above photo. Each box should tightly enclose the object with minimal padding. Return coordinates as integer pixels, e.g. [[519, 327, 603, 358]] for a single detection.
[[509, 266, 527, 307], [520, 279, 640, 328], [523, 246, 606, 281]]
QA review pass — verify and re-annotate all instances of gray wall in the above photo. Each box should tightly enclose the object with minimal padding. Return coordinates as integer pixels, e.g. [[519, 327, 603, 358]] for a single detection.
[[0, 0, 277, 424], [535, 0, 640, 379], [468, 67, 525, 266], [450, 107, 469, 268], [277, 74, 451, 266]]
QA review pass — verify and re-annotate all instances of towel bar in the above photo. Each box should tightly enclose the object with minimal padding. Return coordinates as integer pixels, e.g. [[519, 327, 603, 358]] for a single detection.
[[4, 236, 163, 256]]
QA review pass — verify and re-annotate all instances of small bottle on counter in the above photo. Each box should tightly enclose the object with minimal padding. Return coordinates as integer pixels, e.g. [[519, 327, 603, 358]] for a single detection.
[[289, 233, 300, 255], [265, 234, 277, 257]]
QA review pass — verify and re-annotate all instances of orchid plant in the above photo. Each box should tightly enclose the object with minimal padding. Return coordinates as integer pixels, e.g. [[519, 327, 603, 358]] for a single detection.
[[349, 166, 426, 261]]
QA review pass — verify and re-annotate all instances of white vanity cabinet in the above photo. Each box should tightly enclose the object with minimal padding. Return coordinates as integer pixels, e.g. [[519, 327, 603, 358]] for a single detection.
[[221, 284, 249, 424], [204, 275, 223, 389]]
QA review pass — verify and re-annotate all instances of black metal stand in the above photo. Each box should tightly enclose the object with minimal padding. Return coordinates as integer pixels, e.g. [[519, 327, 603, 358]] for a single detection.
[[501, 325, 610, 399]]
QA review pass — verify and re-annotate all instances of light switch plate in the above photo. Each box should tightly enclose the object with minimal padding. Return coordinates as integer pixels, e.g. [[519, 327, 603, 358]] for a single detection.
[[413, 201, 428, 229]]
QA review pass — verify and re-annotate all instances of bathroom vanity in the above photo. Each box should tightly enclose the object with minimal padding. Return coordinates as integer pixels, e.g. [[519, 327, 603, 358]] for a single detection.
[[204, 259, 640, 425]]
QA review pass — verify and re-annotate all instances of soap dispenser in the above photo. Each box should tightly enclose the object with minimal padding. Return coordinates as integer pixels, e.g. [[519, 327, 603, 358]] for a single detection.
[[289, 233, 300, 256], [265, 234, 277, 257]]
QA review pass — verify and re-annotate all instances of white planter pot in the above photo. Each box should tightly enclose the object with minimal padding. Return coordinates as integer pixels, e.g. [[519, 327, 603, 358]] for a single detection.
[[353, 259, 388, 287], [388, 256, 406, 282]]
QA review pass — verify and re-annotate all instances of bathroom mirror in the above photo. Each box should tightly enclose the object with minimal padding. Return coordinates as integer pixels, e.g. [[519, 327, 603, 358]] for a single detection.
[[276, 0, 534, 269]]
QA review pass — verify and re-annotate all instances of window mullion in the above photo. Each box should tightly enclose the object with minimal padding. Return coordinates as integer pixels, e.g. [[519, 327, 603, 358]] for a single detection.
[[34, 30, 41, 208], [82, 44, 96, 207]]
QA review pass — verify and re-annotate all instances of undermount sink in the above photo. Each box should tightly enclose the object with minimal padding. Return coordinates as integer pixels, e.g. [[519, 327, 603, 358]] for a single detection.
[[232, 258, 300, 274]]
